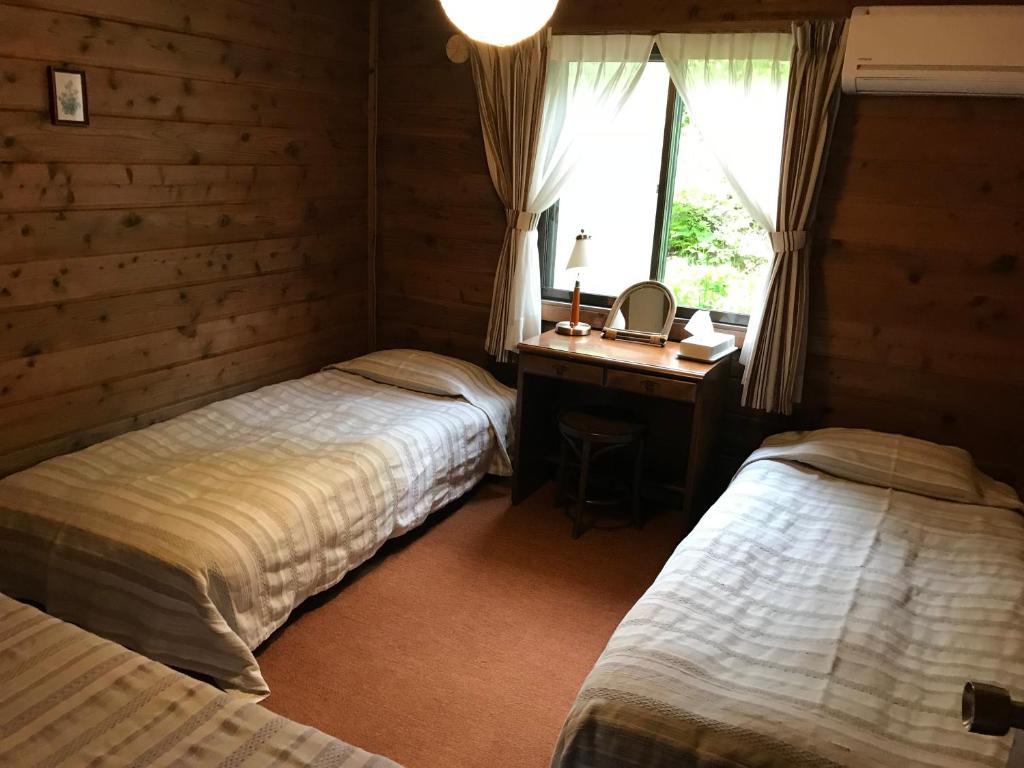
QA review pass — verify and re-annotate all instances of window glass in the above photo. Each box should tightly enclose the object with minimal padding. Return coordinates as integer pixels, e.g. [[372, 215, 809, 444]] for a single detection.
[[549, 61, 669, 296], [664, 111, 773, 315], [540, 53, 788, 324]]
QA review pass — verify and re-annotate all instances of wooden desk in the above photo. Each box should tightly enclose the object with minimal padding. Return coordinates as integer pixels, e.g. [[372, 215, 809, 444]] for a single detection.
[[514, 330, 734, 534]]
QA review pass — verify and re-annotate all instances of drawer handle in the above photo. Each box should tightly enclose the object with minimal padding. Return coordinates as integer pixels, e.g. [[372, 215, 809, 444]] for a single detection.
[[554, 364, 567, 376], [643, 380, 657, 393]]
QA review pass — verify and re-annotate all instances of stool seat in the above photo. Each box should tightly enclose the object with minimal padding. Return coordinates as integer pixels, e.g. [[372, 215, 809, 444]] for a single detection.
[[557, 407, 645, 538], [559, 409, 645, 443]]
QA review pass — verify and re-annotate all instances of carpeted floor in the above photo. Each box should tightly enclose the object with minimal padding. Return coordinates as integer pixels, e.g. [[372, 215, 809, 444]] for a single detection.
[[256, 480, 679, 768]]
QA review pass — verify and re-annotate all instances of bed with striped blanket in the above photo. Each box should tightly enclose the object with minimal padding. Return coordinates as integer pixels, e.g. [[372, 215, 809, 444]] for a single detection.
[[552, 428, 1024, 768], [0, 593, 400, 767], [0, 349, 514, 699]]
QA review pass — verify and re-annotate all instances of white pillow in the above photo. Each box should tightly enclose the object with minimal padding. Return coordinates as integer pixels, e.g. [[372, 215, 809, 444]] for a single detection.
[[759, 428, 986, 505], [326, 349, 516, 476]]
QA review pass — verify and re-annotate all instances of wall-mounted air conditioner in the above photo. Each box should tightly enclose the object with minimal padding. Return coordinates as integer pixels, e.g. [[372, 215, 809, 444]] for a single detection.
[[843, 5, 1024, 97]]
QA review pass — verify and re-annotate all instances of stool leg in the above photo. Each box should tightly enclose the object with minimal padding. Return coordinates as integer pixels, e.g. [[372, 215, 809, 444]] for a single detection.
[[573, 439, 591, 539], [632, 441, 644, 529]]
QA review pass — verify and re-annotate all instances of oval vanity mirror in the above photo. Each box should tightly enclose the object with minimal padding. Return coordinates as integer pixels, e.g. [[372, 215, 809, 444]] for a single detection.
[[602, 280, 676, 346]]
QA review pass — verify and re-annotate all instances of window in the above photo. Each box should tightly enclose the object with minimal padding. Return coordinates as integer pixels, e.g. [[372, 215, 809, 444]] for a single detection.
[[539, 50, 786, 326]]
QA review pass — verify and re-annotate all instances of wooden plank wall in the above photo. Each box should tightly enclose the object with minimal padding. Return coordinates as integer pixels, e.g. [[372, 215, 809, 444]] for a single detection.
[[376, 0, 1024, 488], [376, 0, 503, 367], [0, 0, 369, 474], [805, 95, 1024, 485]]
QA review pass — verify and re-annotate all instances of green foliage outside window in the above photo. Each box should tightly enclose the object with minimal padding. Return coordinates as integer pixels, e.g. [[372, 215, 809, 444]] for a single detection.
[[661, 114, 771, 314]]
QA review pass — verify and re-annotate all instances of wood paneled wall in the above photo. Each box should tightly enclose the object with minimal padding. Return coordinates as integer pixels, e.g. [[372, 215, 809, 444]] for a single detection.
[[376, 0, 1024, 488], [804, 95, 1024, 485], [376, 0, 502, 367], [0, 0, 369, 474]]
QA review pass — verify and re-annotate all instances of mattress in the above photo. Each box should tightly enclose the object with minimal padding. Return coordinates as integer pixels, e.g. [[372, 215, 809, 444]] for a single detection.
[[0, 349, 515, 698], [0, 593, 400, 767], [552, 428, 1024, 768]]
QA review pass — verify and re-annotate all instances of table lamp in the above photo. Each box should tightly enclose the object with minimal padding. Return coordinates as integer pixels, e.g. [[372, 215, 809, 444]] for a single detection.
[[556, 229, 592, 337]]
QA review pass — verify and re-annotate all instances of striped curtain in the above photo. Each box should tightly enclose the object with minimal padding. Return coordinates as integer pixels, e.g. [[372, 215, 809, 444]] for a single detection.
[[469, 31, 550, 363], [741, 20, 848, 414], [470, 33, 654, 362]]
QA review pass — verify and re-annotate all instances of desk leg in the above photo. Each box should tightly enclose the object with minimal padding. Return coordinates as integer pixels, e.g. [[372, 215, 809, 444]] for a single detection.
[[512, 370, 556, 505], [682, 362, 729, 534]]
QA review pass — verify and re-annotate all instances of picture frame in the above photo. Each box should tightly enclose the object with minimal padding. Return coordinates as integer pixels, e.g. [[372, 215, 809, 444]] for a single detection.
[[47, 66, 89, 126]]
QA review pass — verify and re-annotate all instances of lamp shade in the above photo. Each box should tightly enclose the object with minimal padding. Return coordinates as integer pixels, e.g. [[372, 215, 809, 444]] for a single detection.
[[566, 230, 593, 271], [439, 0, 559, 47]]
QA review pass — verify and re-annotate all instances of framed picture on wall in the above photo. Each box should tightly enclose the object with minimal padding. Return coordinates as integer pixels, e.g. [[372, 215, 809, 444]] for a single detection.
[[48, 67, 89, 126]]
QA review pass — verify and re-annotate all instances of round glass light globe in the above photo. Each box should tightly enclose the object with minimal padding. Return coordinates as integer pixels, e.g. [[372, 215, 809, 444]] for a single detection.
[[439, 0, 559, 47]]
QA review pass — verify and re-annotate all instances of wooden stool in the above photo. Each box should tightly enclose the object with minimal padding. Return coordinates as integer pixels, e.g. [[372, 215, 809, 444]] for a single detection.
[[557, 408, 645, 539]]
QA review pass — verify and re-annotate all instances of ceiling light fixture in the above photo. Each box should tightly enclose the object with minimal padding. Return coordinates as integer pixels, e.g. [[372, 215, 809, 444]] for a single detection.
[[439, 0, 559, 47]]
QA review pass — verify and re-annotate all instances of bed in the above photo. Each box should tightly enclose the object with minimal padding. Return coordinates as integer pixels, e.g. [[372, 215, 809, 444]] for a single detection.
[[552, 428, 1024, 768], [0, 592, 400, 767], [0, 349, 515, 698]]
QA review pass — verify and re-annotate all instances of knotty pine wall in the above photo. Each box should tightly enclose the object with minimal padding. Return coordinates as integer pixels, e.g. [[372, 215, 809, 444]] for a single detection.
[[0, 1, 369, 474], [376, 0, 1024, 488]]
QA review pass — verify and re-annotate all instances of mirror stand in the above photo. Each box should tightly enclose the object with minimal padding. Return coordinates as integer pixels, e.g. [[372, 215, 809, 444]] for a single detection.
[[602, 327, 669, 346], [601, 280, 676, 347]]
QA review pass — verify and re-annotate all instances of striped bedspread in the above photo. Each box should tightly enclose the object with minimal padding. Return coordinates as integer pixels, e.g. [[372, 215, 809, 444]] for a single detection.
[[0, 350, 515, 698], [0, 593, 400, 767], [552, 429, 1024, 768]]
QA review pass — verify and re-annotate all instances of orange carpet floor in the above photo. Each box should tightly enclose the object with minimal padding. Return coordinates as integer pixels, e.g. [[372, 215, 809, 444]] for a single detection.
[[256, 480, 678, 768]]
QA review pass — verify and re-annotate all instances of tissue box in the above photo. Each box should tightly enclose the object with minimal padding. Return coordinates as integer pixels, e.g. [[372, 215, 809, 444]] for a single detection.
[[678, 331, 736, 362]]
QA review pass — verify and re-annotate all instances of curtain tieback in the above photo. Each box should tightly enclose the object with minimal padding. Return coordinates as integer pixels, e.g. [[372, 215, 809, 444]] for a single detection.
[[508, 209, 540, 232], [770, 230, 807, 253]]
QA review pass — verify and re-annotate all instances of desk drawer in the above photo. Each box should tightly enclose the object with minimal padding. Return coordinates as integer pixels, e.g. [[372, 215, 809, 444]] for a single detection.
[[521, 354, 604, 385], [606, 369, 697, 403]]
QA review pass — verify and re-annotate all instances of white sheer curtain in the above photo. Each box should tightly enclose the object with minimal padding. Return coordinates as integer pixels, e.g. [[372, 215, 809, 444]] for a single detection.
[[655, 32, 792, 366], [499, 34, 655, 356]]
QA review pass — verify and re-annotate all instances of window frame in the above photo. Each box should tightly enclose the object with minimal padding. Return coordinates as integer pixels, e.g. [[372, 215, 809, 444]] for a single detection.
[[538, 47, 754, 328]]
